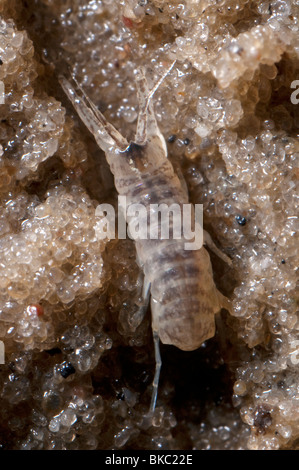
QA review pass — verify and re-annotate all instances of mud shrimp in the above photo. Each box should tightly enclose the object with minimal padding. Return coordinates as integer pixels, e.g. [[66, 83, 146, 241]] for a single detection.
[[59, 62, 232, 412]]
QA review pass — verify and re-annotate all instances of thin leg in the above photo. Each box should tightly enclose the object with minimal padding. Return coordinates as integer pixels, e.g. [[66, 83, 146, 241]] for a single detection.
[[149, 330, 162, 413], [217, 290, 232, 314], [130, 276, 151, 330], [203, 229, 232, 266], [142, 275, 151, 302]]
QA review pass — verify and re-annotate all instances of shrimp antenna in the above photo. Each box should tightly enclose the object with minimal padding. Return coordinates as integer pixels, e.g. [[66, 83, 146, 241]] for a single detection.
[[135, 60, 176, 145], [59, 74, 129, 152]]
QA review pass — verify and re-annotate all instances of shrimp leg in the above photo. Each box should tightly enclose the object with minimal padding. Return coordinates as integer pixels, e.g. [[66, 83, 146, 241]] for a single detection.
[[129, 274, 151, 331], [203, 229, 232, 266], [149, 330, 162, 414]]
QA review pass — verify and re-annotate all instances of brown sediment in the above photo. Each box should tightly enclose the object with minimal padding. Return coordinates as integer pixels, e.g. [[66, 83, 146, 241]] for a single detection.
[[0, 0, 298, 450]]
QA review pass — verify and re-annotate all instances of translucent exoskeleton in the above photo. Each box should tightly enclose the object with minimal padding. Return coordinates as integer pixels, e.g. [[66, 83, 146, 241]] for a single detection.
[[59, 63, 232, 413]]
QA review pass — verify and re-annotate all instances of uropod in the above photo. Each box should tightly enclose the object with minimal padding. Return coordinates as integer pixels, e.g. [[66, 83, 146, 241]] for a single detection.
[[59, 62, 232, 413]]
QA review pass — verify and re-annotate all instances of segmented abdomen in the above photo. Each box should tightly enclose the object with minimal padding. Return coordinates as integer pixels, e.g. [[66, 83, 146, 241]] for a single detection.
[[141, 239, 221, 351], [113, 160, 222, 352]]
